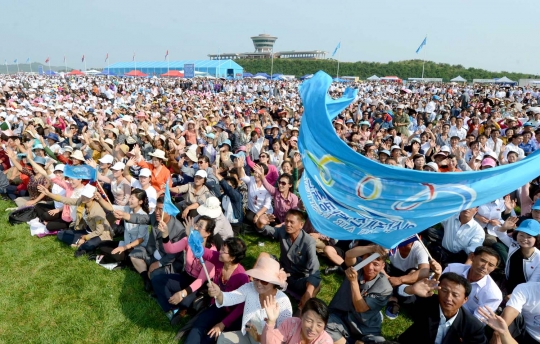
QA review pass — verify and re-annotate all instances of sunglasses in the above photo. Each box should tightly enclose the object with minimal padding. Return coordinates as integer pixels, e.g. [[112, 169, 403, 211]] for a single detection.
[[252, 278, 269, 285], [198, 161, 205, 164], [278, 181, 288, 185]]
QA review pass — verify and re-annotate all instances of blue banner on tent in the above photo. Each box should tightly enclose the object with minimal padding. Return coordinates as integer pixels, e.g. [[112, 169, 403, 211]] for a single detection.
[[184, 64, 195, 78], [298, 71, 540, 248]]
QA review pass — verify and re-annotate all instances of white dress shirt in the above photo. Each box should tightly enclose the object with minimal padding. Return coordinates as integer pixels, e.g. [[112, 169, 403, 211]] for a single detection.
[[441, 214, 485, 254], [476, 198, 505, 236], [435, 307, 459, 344], [443, 264, 502, 321]]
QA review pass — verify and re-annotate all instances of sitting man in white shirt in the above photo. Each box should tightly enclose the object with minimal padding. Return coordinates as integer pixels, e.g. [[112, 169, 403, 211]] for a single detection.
[[425, 207, 485, 267], [384, 237, 430, 320], [430, 246, 503, 321], [498, 282, 540, 344]]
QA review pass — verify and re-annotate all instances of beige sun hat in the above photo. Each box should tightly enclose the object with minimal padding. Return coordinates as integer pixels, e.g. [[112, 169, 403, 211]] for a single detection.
[[245, 256, 288, 290], [71, 150, 86, 162], [148, 149, 167, 160]]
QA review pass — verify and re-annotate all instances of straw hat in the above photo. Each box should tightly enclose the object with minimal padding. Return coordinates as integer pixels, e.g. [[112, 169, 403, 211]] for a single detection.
[[246, 256, 288, 290], [149, 149, 167, 160], [71, 150, 86, 162]]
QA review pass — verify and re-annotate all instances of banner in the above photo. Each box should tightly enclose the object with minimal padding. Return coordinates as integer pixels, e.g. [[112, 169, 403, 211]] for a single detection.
[[63, 165, 97, 182], [184, 64, 195, 78], [298, 71, 540, 248]]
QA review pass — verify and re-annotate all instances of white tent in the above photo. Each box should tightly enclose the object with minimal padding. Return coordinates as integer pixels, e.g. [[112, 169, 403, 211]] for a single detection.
[[450, 75, 467, 82], [84, 70, 101, 75], [367, 75, 380, 81], [494, 76, 516, 84]]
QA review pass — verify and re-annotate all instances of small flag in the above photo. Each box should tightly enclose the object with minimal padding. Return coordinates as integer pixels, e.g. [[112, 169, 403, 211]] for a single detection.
[[4, 59, 6, 65], [64, 165, 98, 182], [332, 42, 341, 57], [13, 59, 18, 64], [416, 36, 427, 54], [63, 56, 66, 63], [26, 58, 30, 63], [45, 57, 50, 63], [132, 53, 135, 61], [163, 178, 180, 217], [105, 53, 109, 62], [165, 50, 168, 59], [81, 55, 85, 62]]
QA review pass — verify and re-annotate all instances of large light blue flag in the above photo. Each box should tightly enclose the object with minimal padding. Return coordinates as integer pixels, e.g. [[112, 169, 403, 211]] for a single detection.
[[332, 42, 341, 57], [416, 37, 427, 53], [298, 71, 540, 248], [163, 178, 180, 217]]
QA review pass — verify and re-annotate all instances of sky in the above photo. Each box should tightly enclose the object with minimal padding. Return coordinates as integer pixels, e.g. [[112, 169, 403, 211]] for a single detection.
[[2, 0, 539, 74]]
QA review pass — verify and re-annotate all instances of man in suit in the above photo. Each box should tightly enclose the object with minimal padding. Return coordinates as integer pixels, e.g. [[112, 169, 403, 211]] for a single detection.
[[398, 272, 487, 344]]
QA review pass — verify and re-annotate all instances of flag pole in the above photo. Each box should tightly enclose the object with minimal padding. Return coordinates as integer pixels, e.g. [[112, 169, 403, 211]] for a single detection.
[[16, 60, 19, 74], [270, 48, 274, 81], [29, 59, 33, 74], [421, 34, 427, 79], [64, 56, 67, 72], [167, 54, 169, 76], [84, 57, 87, 72], [336, 47, 341, 79], [48, 59, 51, 73], [5, 61, 8, 75]]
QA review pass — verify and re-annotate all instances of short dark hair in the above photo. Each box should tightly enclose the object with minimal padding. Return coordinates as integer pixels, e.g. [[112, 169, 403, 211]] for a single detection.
[[156, 195, 165, 204], [473, 246, 500, 266], [439, 272, 472, 297], [302, 298, 330, 325], [224, 237, 247, 264], [285, 209, 306, 223], [224, 176, 238, 188]]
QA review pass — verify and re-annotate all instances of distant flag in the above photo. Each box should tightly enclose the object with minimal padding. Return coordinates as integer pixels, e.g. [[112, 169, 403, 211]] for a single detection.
[[63, 56, 66, 63], [45, 57, 50, 63], [4, 59, 6, 65], [13, 59, 17, 64], [332, 42, 341, 57], [415, 36, 427, 54], [132, 53, 135, 61], [105, 53, 109, 62], [165, 50, 169, 60], [81, 55, 85, 62], [26, 58, 30, 63]]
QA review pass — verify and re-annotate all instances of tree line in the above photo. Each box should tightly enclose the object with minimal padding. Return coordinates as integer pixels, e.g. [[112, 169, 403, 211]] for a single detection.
[[235, 59, 538, 81]]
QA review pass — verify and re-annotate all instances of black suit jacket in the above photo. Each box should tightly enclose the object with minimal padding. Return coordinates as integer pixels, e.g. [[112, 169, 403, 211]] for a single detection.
[[398, 295, 487, 344]]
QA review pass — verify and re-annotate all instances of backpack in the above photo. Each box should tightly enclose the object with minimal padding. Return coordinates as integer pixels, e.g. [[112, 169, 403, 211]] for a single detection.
[[8, 206, 37, 225]]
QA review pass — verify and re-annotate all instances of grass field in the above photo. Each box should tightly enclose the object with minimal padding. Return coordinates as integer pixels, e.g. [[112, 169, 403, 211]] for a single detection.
[[0, 199, 411, 343]]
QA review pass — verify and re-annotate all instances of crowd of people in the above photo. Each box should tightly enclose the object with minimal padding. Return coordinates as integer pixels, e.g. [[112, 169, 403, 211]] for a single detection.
[[1, 73, 540, 344]]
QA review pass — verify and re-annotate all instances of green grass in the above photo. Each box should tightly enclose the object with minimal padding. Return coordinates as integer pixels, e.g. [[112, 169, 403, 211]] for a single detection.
[[0, 200, 411, 343]]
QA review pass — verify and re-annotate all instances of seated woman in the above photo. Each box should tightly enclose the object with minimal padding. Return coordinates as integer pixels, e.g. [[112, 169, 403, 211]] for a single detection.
[[152, 215, 217, 324], [495, 218, 540, 297], [208, 254, 293, 344], [88, 159, 131, 206], [261, 296, 333, 344], [169, 170, 212, 219], [37, 184, 113, 258], [95, 188, 150, 267], [124, 157, 157, 213], [181, 237, 250, 344]]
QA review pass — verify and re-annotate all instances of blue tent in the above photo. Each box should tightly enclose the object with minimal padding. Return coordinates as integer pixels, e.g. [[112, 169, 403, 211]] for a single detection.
[[300, 74, 313, 80], [243, 72, 253, 78], [333, 77, 346, 82], [255, 72, 270, 78], [99, 70, 116, 76], [44, 70, 57, 75]]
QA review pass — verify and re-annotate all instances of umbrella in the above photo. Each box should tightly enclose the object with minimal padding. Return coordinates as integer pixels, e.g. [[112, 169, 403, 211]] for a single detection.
[[252, 75, 267, 79], [400, 88, 412, 94], [243, 72, 253, 78], [99, 70, 116, 76], [44, 70, 57, 75], [254, 72, 270, 78], [124, 70, 148, 77], [161, 70, 184, 78], [67, 70, 84, 76]]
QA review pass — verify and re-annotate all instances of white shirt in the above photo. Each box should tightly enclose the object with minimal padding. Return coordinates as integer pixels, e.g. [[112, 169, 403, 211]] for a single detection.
[[506, 282, 540, 341], [389, 241, 429, 272], [504, 142, 525, 161], [441, 213, 485, 254], [443, 264, 502, 321], [130, 179, 157, 213], [476, 198, 505, 236], [449, 126, 467, 140], [486, 137, 503, 156], [217, 282, 293, 335], [435, 307, 459, 344], [240, 175, 273, 214]]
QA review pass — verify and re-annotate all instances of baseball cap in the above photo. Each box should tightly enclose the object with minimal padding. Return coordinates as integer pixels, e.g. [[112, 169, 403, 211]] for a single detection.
[[425, 162, 439, 172], [111, 162, 126, 171], [195, 170, 208, 179], [139, 168, 151, 178], [98, 154, 114, 164], [515, 219, 540, 237], [81, 184, 97, 199], [532, 199, 540, 211], [54, 164, 65, 172]]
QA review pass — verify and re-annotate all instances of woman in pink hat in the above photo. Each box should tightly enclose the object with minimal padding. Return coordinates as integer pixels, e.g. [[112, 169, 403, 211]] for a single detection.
[[208, 255, 293, 344]]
